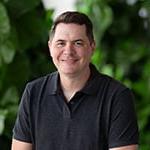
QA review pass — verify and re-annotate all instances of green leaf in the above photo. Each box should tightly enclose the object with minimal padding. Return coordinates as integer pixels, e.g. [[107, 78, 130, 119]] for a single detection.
[[0, 109, 8, 135], [3, 53, 30, 89], [101, 64, 113, 77], [0, 53, 2, 68], [0, 87, 19, 107], [143, 60, 150, 78], [114, 65, 124, 80], [92, 48, 104, 69], [16, 10, 48, 50], [5, 0, 41, 18], [138, 104, 150, 130], [141, 0, 150, 10], [0, 2, 10, 42], [93, 4, 113, 42], [0, 40, 16, 64], [45, 9, 54, 29]]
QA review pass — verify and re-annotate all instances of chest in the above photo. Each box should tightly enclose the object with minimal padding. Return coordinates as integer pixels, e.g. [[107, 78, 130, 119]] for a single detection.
[[30, 92, 109, 150]]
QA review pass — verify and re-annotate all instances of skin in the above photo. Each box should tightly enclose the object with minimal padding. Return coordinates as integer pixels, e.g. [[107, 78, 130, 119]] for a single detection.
[[11, 139, 32, 150], [49, 23, 95, 77], [48, 23, 95, 101], [11, 23, 138, 150], [110, 145, 138, 150]]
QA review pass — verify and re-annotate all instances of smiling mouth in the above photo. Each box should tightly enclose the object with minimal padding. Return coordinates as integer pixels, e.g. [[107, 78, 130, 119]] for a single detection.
[[61, 57, 78, 61], [61, 58, 78, 64]]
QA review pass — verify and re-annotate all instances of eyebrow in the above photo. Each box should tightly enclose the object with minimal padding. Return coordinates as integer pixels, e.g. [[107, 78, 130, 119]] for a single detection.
[[54, 39, 85, 45], [55, 39, 65, 43], [55, 39, 84, 42], [73, 39, 84, 42]]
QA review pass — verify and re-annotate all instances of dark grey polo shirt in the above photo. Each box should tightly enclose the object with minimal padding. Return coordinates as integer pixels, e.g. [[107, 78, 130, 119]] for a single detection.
[[13, 64, 139, 150]]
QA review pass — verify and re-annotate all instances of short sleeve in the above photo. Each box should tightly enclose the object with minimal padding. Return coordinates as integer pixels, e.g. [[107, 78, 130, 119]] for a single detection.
[[13, 84, 32, 143], [108, 88, 139, 148]]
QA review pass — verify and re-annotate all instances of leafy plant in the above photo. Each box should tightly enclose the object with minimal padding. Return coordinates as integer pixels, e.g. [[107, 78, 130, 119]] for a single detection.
[[0, 0, 54, 149], [76, 0, 150, 149]]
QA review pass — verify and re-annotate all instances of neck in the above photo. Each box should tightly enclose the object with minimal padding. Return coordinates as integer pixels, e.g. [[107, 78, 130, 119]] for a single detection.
[[60, 67, 91, 102]]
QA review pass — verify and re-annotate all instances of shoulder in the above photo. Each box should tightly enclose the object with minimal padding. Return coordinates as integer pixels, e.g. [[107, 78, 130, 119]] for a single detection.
[[95, 73, 134, 106], [28, 72, 57, 86], [90, 64, 128, 94], [26, 72, 57, 90], [98, 73, 128, 93], [98, 74, 135, 113]]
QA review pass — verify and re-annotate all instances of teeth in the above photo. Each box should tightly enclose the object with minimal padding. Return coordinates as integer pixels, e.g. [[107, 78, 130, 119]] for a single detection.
[[65, 58, 75, 60], [62, 58, 77, 61]]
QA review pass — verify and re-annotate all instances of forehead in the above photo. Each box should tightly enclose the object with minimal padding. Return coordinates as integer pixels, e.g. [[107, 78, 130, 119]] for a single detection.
[[53, 23, 88, 40]]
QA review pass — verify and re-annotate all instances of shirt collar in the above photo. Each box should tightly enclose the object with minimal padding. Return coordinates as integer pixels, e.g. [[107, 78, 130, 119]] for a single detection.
[[80, 63, 102, 95], [48, 71, 59, 95], [48, 64, 102, 95]]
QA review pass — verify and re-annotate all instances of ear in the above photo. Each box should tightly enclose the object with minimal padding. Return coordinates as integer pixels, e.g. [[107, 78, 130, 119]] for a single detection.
[[48, 40, 51, 48], [48, 40, 52, 56], [91, 41, 96, 54]]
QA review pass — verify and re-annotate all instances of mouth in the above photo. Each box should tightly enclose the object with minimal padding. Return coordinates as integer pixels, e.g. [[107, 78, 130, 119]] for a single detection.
[[61, 58, 78, 64]]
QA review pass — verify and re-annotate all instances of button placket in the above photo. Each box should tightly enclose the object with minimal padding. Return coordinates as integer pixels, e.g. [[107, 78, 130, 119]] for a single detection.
[[63, 103, 71, 119]]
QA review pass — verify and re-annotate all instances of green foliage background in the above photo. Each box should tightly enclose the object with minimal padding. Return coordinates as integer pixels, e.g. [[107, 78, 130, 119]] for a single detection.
[[0, 0, 54, 149], [77, 0, 150, 149], [0, 0, 150, 149]]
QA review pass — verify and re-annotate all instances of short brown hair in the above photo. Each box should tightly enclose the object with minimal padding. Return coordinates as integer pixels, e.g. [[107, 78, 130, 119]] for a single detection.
[[49, 11, 94, 43]]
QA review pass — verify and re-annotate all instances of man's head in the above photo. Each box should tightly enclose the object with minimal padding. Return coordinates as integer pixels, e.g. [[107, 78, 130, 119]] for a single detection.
[[49, 11, 94, 43], [48, 11, 95, 77]]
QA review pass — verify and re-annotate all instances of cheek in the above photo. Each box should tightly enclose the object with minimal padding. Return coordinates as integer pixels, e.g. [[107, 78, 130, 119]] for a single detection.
[[50, 48, 62, 60], [83, 49, 93, 57], [49, 46, 56, 57], [49, 48, 53, 57], [50, 51, 56, 59], [49, 43, 58, 57]]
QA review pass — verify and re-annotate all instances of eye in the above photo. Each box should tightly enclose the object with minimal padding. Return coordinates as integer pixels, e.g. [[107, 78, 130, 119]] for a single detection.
[[74, 41, 84, 47], [56, 41, 65, 48]]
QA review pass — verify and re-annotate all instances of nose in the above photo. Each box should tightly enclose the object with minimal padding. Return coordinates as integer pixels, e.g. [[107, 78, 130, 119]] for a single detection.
[[63, 43, 74, 55]]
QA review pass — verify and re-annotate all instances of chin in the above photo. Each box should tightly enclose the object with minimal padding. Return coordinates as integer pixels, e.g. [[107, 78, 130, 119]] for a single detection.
[[61, 69, 76, 74], [59, 67, 78, 75]]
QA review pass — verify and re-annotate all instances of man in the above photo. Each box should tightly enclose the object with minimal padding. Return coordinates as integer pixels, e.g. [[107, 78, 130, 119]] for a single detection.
[[12, 11, 139, 150]]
